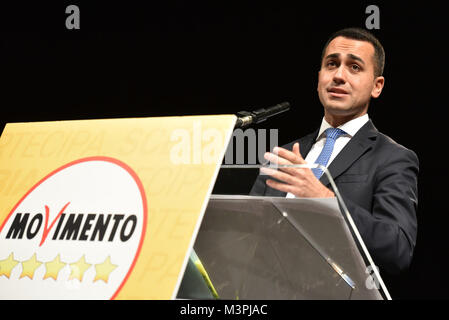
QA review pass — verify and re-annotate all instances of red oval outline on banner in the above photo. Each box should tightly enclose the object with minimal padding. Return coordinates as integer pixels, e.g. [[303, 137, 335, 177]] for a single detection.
[[0, 156, 148, 300]]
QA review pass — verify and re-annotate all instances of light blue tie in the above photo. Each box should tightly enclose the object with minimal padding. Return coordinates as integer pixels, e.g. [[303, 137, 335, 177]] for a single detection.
[[312, 128, 346, 179]]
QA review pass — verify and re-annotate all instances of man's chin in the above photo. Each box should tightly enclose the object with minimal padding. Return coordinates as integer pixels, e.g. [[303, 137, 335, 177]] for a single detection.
[[324, 104, 353, 115]]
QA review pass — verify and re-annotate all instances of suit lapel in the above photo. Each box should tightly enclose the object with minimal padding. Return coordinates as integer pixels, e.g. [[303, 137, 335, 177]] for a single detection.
[[319, 120, 378, 186], [299, 130, 319, 159]]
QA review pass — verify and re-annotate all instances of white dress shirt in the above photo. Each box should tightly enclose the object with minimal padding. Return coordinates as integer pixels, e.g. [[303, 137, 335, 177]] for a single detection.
[[286, 114, 369, 198]]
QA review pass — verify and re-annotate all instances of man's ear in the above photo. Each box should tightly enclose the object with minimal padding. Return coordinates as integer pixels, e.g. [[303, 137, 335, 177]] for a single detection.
[[371, 76, 385, 98], [317, 70, 321, 92]]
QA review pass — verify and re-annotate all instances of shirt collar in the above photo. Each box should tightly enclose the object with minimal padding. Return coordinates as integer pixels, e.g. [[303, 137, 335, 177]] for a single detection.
[[316, 114, 370, 141]]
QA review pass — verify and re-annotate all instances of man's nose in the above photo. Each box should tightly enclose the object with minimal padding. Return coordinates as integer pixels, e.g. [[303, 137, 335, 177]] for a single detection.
[[332, 66, 346, 84]]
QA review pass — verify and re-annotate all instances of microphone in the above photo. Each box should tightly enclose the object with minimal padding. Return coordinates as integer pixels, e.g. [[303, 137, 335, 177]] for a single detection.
[[234, 102, 290, 128]]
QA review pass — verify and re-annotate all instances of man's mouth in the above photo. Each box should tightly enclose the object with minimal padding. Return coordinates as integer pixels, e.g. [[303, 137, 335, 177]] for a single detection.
[[327, 87, 349, 97]]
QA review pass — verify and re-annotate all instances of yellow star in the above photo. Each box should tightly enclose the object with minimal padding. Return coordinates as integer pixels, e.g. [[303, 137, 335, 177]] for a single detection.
[[44, 254, 66, 281], [20, 253, 43, 279], [0, 253, 20, 279], [69, 255, 91, 281], [94, 256, 117, 283]]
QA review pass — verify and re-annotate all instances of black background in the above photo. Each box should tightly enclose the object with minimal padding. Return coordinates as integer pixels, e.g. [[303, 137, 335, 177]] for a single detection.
[[1, 1, 447, 299]]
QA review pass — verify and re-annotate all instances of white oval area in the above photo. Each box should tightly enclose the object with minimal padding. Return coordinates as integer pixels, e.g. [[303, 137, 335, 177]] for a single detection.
[[0, 157, 146, 299]]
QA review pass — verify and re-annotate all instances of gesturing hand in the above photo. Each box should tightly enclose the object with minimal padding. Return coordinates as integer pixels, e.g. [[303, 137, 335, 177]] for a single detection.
[[261, 142, 335, 198]]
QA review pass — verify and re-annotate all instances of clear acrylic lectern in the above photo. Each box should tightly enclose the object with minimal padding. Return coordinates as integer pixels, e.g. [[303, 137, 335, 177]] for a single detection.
[[177, 165, 390, 300]]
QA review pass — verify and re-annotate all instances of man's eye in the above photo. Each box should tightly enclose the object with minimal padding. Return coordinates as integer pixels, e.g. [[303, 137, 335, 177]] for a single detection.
[[351, 64, 361, 71], [327, 61, 336, 67]]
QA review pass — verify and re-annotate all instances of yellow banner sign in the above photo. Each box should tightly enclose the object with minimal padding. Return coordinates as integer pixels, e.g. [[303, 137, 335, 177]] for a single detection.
[[0, 115, 236, 299]]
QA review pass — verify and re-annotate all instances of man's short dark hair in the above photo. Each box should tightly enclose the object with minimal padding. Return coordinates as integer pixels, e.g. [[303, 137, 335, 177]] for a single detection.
[[321, 27, 385, 77]]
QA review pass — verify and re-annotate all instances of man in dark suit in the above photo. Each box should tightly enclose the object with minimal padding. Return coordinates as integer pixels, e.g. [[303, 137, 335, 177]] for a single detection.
[[250, 28, 419, 278]]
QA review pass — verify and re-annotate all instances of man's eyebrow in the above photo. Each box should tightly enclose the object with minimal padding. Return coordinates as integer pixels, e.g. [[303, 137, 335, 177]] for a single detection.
[[347, 53, 365, 65], [324, 53, 366, 65], [324, 53, 340, 60]]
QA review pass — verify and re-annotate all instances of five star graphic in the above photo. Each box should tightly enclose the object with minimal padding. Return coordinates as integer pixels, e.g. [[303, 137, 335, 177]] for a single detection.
[[94, 256, 117, 283], [0, 253, 118, 283], [44, 254, 66, 281], [69, 255, 91, 281], [20, 253, 43, 279], [0, 253, 19, 279]]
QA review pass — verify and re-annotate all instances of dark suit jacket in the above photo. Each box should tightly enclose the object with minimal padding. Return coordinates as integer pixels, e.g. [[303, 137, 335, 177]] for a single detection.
[[250, 120, 419, 275]]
